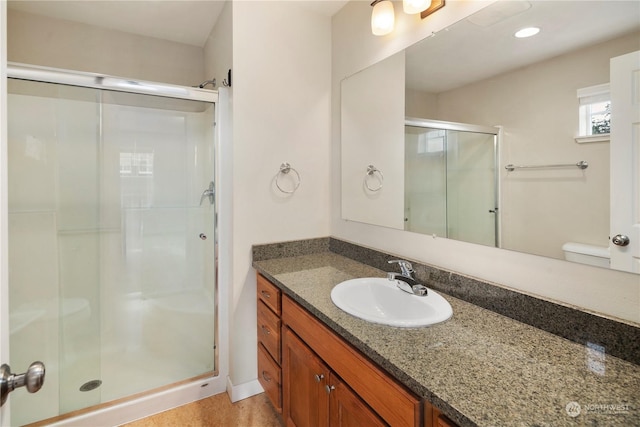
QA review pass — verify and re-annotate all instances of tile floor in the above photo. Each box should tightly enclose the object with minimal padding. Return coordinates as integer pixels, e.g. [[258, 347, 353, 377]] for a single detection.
[[121, 393, 282, 427]]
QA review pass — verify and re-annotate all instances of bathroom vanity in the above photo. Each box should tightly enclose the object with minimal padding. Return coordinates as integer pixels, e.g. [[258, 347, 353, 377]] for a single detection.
[[253, 238, 640, 427], [257, 271, 453, 427]]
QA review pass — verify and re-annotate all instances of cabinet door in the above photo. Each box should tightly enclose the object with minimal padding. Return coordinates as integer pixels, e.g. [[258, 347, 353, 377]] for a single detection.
[[283, 295, 421, 427], [425, 402, 459, 427], [329, 373, 388, 427], [282, 327, 330, 427]]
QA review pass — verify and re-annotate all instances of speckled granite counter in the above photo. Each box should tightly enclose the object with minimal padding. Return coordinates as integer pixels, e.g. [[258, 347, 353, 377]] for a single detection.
[[253, 251, 640, 427]]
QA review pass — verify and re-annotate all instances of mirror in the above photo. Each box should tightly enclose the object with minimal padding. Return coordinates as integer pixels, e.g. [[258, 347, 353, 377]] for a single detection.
[[341, 0, 640, 274]]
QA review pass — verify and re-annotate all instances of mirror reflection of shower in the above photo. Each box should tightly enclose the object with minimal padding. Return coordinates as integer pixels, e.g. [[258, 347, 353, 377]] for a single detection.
[[404, 119, 499, 247]]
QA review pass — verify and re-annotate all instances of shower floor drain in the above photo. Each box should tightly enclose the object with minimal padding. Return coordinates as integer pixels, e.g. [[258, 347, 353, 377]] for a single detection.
[[79, 379, 102, 392]]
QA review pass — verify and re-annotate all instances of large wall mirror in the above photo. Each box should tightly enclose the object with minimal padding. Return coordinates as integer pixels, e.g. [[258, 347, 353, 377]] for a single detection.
[[341, 0, 640, 274]]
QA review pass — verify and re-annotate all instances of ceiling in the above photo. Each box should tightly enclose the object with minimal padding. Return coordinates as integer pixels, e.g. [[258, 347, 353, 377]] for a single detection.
[[406, 0, 640, 93], [7, 0, 349, 47]]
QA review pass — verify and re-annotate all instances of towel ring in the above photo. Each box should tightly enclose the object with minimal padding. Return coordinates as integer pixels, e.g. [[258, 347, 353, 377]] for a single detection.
[[364, 165, 384, 192], [275, 162, 301, 194]]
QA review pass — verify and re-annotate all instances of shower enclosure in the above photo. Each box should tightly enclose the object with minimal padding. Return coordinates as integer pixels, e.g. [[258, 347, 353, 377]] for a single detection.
[[404, 119, 499, 247], [6, 65, 218, 425]]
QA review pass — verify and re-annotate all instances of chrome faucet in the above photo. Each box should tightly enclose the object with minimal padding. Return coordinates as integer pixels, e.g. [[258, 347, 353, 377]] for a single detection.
[[387, 260, 428, 296]]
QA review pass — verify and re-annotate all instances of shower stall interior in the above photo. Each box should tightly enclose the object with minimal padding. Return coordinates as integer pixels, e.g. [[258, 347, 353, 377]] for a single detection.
[[6, 65, 218, 426], [404, 119, 499, 247]]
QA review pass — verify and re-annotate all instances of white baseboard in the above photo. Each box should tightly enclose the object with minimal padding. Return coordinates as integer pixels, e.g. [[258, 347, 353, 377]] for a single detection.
[[226, 377, 264, 403]]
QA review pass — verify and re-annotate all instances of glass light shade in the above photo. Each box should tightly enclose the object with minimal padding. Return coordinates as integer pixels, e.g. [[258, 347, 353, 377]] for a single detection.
[[403, 0, 432, 14], [371, 0, 394, 36], [514, 27, 540, 38]]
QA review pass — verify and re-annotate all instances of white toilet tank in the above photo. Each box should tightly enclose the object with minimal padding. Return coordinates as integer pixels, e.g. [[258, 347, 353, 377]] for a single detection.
[[562, 242, 610, 268]]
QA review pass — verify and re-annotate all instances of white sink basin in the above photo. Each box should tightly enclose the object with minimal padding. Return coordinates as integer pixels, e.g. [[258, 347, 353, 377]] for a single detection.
[[330, 277, 452, 327]]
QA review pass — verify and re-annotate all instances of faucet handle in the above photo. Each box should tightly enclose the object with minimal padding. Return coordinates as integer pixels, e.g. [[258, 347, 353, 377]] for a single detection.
[[388, 259, 414, 275]]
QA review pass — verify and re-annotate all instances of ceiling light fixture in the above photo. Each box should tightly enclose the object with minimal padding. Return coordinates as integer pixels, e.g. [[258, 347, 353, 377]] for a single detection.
[[371, 0, 445, 36], [514, 27, 541, 38], [371, 0, 395, 36], [403, 0, 432, 15], [420, 0, 445, 20]]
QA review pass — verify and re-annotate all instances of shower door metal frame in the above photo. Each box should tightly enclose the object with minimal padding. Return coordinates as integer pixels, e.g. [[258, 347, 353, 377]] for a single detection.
[[4, 62, 223, 421], [7, 62, 217, 103], [404, 117, 501, 248]]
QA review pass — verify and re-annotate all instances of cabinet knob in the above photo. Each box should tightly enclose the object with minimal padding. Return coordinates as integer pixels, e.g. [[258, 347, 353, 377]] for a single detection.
[[261, 290, 271, 299], [325, 384, 335, 394], [261, 325, 270, 335], [314, 374, 324, 383], [262, 371, 272, 382]]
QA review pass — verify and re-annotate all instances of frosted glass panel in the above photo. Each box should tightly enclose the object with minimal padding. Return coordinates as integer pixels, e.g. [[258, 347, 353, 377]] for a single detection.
[[446, 131, 497, 246], [7, 79, 216, 425], [404, 125, 497, 246], [404, 127, 446, 235]]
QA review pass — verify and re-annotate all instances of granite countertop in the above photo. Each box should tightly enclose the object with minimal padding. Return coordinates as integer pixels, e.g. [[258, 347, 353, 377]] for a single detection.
[[253, 252, 640, 427]]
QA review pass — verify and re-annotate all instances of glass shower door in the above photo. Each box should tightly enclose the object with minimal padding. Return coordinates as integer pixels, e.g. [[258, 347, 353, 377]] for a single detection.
[[404, 126, 447, 236], [404, 124, 497, 247], [445, 129, 497, 246], [7, 79, 216, 425]]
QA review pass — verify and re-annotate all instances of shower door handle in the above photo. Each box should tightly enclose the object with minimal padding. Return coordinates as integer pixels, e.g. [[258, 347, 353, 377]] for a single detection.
[[0, 361, 46, 407], [200, 181, 215, 206]]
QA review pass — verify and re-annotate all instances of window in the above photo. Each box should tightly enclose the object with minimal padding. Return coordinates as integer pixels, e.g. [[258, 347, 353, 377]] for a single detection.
[[417, 129, 445, 154], [576, 83, 610, 143], [119, 152, 154, 176]]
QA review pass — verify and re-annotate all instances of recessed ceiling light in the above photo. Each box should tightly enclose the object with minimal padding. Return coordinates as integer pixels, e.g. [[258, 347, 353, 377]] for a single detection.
[[514, 27, 540, 38]]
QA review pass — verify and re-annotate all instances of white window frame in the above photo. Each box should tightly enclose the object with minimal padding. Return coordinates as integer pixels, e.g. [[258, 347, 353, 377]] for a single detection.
[[575, 83, 610, 143]]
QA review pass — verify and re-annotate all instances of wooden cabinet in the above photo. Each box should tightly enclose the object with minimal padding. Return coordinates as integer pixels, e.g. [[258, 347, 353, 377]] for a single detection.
[[282, 293, 421, 427], [282, 327, 330, 426], [257, 273, 456, 427], [282, 326, 386, 427], [329, 374, 388, 427], [424, 402, 458, 427], [257, 274, 282, 413]]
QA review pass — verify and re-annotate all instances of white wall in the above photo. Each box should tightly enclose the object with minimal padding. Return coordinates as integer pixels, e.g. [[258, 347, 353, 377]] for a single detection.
[[230, 1, 332, 388], [332, 1, 640, 324], [8, 9, 205, 86], [204, 1, 232, 89]]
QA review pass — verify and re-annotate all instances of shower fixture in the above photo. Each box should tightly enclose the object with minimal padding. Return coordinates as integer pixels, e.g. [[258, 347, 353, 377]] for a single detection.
[[197, 78, 216, 89], [200, 181, 215, 205]]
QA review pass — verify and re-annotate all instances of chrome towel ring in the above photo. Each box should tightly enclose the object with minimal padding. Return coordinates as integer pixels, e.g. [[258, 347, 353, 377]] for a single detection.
[[275, 162, 301, 194], [364, 165, 384, 192]]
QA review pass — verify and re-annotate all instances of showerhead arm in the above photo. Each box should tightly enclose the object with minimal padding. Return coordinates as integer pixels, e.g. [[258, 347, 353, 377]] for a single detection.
[[197, 78, 216, 89]]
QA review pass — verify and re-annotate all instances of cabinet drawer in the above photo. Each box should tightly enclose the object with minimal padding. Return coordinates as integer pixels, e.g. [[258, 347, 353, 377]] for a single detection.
[[258, 343, 282, 413], [258, 300, 281, 364], [257, 274, 281, 315]]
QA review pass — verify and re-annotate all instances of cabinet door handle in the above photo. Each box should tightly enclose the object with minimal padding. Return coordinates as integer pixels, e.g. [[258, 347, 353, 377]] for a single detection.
[[325, 384, 335, 394], [262, 371, 272, 382], [261, 325, 270, 335], [261, 290, 271, 299], [314, 374, 324, 383]]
